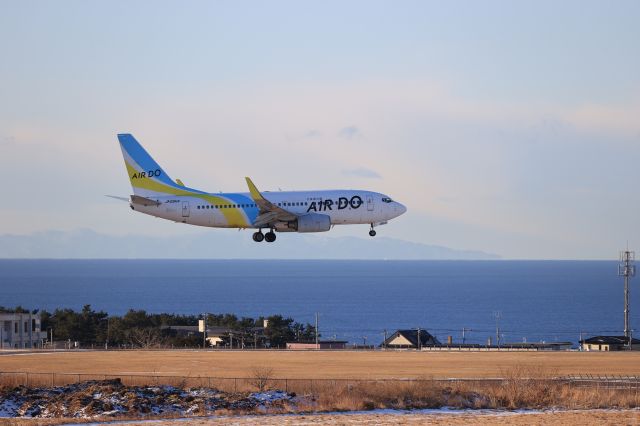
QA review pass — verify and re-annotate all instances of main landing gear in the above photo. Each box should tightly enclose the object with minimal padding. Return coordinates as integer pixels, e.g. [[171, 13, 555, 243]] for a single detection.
[[253, 229, 276, 243], [369, 224, 377, 237]]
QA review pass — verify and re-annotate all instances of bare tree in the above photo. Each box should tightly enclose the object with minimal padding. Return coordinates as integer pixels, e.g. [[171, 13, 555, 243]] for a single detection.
[[126, 327, 163, 349], [250, 366, 274, 392]]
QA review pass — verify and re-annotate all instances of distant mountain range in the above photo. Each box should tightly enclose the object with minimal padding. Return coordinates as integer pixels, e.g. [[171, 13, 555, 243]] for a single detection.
[[0, 229, 500, 260]]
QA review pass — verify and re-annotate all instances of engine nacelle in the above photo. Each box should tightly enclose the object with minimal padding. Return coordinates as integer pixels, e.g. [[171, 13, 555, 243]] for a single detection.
[[292, 213, 331, 233]]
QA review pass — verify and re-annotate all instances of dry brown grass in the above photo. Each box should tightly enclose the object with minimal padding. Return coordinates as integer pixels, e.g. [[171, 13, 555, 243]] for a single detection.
[[2, 351, 639, 422], [99, 410, 640, 425], [288, 367, 640, 412], [0, 367, 638, 422], [1, 350, 639, 379]]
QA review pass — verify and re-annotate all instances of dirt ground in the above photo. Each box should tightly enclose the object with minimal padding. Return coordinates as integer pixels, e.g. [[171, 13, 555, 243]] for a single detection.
[[1, 350, 639, 379], [110, 410, 640, 425], [3, 410, 636, 425]]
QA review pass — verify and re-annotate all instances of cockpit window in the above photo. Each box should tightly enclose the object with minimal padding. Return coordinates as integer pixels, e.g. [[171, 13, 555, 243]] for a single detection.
[[382, 197, 393, 203]]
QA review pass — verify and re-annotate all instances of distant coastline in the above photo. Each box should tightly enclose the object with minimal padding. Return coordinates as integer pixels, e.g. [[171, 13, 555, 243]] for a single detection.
[[0, 228, 500, 260]]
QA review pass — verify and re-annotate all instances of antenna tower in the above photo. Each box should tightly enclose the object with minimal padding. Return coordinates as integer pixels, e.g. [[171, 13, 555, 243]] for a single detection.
[[493, 311, 502, 347], [618, 249, 635, 341]]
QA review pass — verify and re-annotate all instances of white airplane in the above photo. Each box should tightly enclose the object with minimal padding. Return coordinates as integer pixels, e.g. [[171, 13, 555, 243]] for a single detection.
[[115, 134, 406, 242]]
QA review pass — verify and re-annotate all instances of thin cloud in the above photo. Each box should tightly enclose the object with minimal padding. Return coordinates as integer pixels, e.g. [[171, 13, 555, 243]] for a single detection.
[[0, 135, 16, 146], [305, 130, 322, 138], [338, 126, 360, 139], [342, 167, 381, 179]]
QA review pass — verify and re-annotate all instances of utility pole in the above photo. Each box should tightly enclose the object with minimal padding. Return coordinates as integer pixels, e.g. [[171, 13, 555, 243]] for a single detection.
[[383, 329, 387, 349], [462, 328, 472, 345], [105, 317, 110, 350], [28, 311, 33, 349], [315, 312, 319, 349], [619, 249, 635, 346], [493, 311, 502, 347], [199, 314, 207, 349], [579, 332, 584, 351], [417, 327, 421, 350]]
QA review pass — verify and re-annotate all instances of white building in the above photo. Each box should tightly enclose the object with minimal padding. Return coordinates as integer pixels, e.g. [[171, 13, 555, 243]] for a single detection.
[[0, 312, 46, 349]]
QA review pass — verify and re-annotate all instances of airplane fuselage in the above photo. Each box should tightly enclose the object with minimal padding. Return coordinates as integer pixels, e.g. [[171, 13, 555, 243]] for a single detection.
[[132, 189, 404, 231]]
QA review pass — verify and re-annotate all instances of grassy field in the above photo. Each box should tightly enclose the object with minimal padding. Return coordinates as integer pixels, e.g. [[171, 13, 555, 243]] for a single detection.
[[1, 350, 639, 423], [1, 350, 639, 379]]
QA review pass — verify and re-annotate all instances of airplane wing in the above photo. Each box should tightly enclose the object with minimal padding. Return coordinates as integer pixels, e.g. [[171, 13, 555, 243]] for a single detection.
[[245, 177, 297, 227]]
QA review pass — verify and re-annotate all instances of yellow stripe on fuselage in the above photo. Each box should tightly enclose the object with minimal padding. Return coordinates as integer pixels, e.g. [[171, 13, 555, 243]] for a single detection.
[[126, 161, 249, 227]]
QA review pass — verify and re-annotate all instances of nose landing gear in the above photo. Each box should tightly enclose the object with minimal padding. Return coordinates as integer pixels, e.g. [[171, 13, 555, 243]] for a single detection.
[[369, 224, 377, 237]]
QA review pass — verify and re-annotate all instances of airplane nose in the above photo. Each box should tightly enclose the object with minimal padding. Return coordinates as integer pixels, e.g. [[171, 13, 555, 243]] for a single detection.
[[395, 202, 407, 216]]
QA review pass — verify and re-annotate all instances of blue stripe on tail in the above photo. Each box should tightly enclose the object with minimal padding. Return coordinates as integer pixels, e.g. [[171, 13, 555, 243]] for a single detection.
[[118, 133, 176, 186]]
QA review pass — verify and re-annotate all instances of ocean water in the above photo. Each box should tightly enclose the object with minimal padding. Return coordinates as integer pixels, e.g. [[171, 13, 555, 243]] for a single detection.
[[0, 259, 636, 346]]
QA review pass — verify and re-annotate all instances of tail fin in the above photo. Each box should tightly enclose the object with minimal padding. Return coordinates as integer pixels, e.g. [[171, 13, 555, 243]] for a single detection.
[[118, 133, 183, 197]]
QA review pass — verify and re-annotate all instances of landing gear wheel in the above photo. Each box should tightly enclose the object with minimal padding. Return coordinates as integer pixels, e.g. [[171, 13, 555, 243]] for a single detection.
[[369, 229, 377, 237], [265, 231, 277, 243], [252, 231, 264, 242]]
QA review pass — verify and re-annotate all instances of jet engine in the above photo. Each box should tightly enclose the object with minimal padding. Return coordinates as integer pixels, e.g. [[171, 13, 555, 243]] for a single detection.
[[275, 213, 331, 233]]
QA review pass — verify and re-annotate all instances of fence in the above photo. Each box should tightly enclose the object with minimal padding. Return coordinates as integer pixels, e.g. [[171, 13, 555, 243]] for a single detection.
[[0, 371, 638, 393], [0, 371, 502, 393], [563, 374, 640, 390]]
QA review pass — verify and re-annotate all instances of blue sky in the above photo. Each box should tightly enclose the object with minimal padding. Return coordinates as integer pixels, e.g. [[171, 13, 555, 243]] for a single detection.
[[1, 1, 639, 258]]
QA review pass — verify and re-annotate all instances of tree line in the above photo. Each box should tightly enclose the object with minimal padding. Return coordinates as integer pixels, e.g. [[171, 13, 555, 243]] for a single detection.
[[1, 305, 317, 349]]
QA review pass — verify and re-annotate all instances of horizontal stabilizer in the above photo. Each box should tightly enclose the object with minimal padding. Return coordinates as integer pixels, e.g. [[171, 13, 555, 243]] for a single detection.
[[105, 195, 129, 202], [130, 195, 161, 206]]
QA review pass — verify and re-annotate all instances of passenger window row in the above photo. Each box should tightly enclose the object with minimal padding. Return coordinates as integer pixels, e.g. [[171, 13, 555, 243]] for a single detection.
[[196, 201, 310, 210], [197, 203, 256, 210], [278, 202, 308, 207]]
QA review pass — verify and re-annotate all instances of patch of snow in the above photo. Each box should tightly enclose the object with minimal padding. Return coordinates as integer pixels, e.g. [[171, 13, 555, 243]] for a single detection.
[[0, 398, 20, 417], [185, 404, 199, 414], [249, 390, 291, 403], [100, 409, 124, 417]]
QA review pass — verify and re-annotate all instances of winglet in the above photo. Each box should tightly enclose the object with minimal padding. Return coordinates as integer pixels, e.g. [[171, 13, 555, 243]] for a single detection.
[[245, 177, 265, 201]]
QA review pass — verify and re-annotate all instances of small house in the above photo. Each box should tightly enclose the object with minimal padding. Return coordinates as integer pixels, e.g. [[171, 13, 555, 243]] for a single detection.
[[580, 336, 640, 351], [382, 329, 440, 349]]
